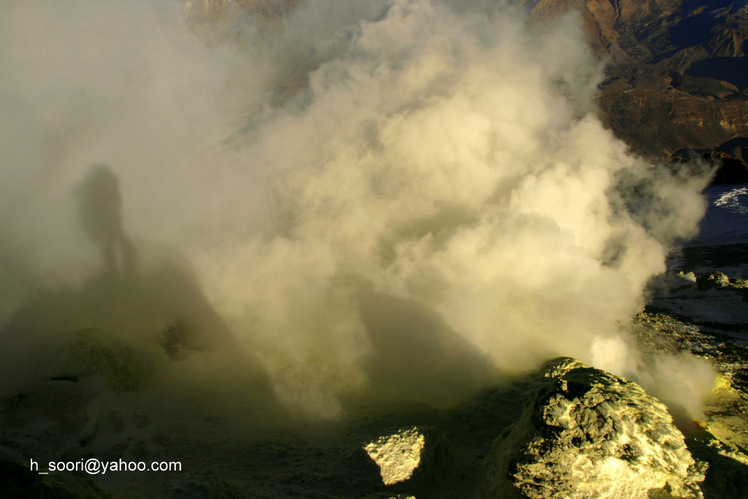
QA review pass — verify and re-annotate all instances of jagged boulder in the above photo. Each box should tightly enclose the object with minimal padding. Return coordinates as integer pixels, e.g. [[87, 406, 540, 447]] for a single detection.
[[364, 428, 426, 486], [481, 357, 706, 498], [363, 426, 454, 493], [697, 271, 731, 291]]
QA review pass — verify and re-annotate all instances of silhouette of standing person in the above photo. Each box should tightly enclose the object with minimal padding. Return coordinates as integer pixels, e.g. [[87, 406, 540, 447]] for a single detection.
[[77, 164, 136, 277]]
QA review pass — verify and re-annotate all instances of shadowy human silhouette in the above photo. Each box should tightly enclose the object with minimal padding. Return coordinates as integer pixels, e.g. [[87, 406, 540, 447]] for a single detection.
[[77, 164, 137, 277]]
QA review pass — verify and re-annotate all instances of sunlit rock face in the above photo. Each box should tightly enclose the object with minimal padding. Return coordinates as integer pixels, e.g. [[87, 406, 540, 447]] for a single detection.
[[363, 426, 454, 494], [364, 428, 425, 486], [482, 357, 706, 498]]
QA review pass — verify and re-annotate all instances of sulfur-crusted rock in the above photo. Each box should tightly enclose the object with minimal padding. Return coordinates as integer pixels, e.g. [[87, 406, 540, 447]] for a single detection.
[[363, 426, 454, 493], [481, 357, 705, 498], [364, 428, 426, 486]]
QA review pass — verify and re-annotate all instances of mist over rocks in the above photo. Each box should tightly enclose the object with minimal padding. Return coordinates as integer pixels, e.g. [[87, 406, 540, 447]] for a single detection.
[[1, 0, 715, 419], [194, 0, 748, 159], [356, 292, 501, 408], [672, 143, 748, 186], [0, 163, 247, 397]]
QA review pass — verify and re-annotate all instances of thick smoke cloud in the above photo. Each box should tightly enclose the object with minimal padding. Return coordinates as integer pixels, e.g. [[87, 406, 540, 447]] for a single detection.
[[0, 0, 713, 418]]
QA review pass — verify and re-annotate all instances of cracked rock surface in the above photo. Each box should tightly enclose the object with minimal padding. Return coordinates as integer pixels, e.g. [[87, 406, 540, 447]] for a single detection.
[[482, 358, 705, 498]]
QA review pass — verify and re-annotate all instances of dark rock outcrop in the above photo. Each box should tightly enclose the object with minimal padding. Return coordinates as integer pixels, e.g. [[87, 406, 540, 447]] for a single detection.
[[0, 459, 107, 499], [673, 141, 748, 185], [697, 271, 732, 290]]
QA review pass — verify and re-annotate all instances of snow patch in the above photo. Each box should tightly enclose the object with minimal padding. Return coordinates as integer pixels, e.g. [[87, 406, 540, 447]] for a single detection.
[[714, 187, 748, 214]]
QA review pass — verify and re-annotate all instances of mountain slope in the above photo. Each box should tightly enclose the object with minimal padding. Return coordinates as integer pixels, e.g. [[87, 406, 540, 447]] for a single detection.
[[523, 0, 748, 158]]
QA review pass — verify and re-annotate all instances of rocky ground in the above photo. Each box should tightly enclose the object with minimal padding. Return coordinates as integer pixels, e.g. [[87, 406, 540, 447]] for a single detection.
[[1, 245, 748, 497], [2, 2, 748, 497], [1, 333, 746, 497]]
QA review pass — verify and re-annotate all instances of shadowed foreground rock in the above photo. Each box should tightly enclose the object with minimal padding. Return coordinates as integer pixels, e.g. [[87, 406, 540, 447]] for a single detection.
[[481, 357, 705, 498]]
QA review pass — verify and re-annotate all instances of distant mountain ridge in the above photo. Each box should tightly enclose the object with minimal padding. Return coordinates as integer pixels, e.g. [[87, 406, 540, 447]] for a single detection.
[[523, 0, 746, 66], [522, 0, 748, 158]]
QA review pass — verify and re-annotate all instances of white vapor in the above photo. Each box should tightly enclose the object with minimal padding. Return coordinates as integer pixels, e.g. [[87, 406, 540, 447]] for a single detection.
[[0, 0, 713, 418]]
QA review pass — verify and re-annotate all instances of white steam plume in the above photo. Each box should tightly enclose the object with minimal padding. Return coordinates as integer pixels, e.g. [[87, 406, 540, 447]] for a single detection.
[[0, 0, 712, 418]]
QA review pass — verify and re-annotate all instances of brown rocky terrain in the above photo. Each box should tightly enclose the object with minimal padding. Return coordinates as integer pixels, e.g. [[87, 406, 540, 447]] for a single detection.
[[522, 0, 748, 159]]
